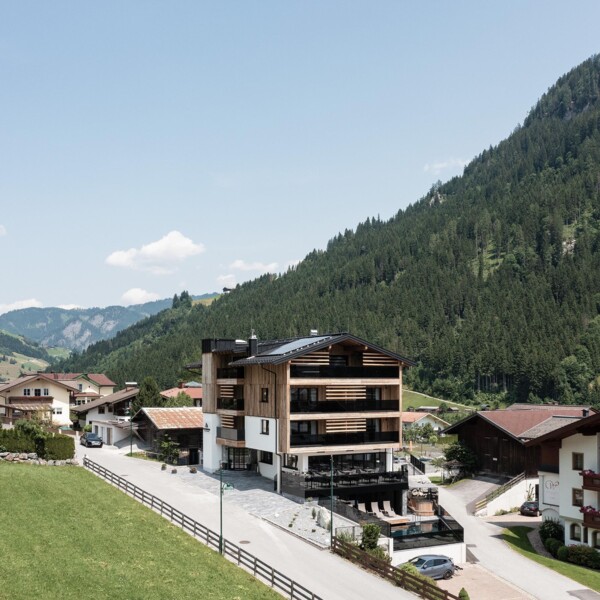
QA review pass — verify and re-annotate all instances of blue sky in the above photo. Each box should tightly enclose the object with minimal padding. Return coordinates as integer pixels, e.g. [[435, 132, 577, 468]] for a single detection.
[[1, 2, 599, 311]]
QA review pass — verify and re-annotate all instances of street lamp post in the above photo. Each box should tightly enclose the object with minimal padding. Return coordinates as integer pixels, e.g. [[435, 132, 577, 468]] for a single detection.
[[129, 408, 133, 457], [219, 464, 224, 554]]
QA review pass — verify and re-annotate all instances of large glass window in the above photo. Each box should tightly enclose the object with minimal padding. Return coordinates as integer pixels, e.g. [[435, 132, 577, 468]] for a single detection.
[[284, 454, 298, 470], [572, 488, 583, 507], [366, 387, 382, 401], [291, 388, 317, 403]]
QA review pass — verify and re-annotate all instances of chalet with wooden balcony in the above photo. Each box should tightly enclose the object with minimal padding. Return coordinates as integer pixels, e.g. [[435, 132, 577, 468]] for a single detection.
[[200, 332, 414, 509], [526, 410, 600, 549]]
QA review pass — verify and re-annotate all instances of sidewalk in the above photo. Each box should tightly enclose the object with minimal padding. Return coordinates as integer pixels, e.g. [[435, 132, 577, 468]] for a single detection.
[[78, 445, 414, 600]]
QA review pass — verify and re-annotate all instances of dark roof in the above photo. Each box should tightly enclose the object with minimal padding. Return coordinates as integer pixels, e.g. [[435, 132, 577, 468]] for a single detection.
[[227, 333, 415, 367], [72, 387, 138, 414], [444, 407, 590, 442], [525, 411, 600, 446]]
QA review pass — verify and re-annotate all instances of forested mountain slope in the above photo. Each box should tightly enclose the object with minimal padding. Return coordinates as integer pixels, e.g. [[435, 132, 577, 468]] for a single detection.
[[58, 55, 600, 404]]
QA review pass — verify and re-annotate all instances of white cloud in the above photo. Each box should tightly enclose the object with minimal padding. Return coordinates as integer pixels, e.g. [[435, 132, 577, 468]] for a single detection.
[[106, 231, 205, 275], [217, 274, 236, 289], [121, 288, 161, 306], [58, 304, 81, 310], [0, 298, 43, 315], [0, 225, 6, 236], [286, 259, 301, 270], [229, 259, 278, 273], [423, 158, 468, 175]]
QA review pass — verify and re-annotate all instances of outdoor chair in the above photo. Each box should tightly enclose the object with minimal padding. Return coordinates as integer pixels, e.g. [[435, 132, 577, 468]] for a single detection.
[[382, 500, 397, 517], [369, 502, 386, 519]]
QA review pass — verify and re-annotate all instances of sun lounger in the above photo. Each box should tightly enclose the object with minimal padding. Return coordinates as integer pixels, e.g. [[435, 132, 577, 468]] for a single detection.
[[382, 500, 397, 517], [369, 502, 386, 519]]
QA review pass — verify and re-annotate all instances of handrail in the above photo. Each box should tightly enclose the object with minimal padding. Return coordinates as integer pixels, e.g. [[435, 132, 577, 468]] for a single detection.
[[474, 472, 526, 512], [83, 458, 322, 600]]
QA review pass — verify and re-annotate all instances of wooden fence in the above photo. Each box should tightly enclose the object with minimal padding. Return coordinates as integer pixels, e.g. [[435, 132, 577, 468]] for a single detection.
[[332, 537, 460, 600], [83, 458, 322, 600]]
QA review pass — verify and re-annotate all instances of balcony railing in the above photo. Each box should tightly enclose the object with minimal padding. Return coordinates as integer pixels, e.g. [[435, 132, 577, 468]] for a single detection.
[[217, 398, 245, 411], [583, 512, 600, 529], [290, 399, 399, 414], [290, 365, 399, 379], [290, 431, 399, 447], [217, 427, 245, 441], [217, 367, 245, 379], [582, 472, 600, 492]]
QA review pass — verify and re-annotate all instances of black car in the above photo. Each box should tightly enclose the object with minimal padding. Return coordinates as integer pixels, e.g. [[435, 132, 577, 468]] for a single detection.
[[519, 501, 540, 516], [80, 432, 103, 448]]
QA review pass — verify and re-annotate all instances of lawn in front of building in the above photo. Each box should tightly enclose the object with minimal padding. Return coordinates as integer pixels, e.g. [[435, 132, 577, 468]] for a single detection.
[[0, 463, 280, 600]]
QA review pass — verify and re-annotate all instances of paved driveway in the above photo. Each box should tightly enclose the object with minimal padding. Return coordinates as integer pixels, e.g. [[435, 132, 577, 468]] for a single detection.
[[77, 443, 414, 600], [439, 480, 600, 600]]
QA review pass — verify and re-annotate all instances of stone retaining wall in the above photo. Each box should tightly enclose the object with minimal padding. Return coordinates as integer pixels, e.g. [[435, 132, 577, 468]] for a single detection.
[[0, 452, 79, 466]]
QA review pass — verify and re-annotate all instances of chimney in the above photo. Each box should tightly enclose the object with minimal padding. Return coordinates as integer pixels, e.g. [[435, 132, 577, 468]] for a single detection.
[[583, 408, 590, 418], [178, 381, 184, 389], [249, 332, 258, 356], [310, 329, 318, 336], [125, 381, 138, 391]]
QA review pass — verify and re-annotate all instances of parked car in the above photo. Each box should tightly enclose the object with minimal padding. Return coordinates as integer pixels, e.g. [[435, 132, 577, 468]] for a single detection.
[[80, 432, 103, 448], [519, 501, 540, 516], [407, 555, 456, 580]]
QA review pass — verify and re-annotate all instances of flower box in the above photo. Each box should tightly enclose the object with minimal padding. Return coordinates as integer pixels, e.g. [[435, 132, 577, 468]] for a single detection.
[[582, 472, 600, 491]]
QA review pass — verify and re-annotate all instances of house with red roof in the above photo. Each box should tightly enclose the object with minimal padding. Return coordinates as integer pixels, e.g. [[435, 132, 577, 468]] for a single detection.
[[401, 411, 449, 434], [160, 381, 202, 407]]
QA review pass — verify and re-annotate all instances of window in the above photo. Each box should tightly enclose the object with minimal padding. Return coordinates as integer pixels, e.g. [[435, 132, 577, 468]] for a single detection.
[[107, 404, 113, 413], [284, 454, 298, 470], [261, 419, 269, 435], [261, 388, 269, 403], [43, 388, 49, 396], [23, 388, 31, 396], [573, 453, 584, 470], [291, 388, 318, 405], [78, 384, 83, 392], [290, 421, 310, 434], [98, 406, 105, 415], [571, 523, 582, 541], [366, 387, 382, 401], [34, 389, 41, 397], [259, 451, 273, 465], [593, 531, 600, 549], [52, 408, 62, 415], [572, 488, 583, 507], [330, 355, 348, 367]]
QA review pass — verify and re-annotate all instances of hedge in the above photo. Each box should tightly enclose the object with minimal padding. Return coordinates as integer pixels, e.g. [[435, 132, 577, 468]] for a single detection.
[[544, 537, 563, 557], [0, 430, 74, 460], [562, 544, 600, 569], [0, 430, 36, 453]]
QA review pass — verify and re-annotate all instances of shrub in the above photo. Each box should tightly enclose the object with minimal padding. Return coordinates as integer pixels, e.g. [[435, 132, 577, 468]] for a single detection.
[[556, 545, 569, 562], [0, 430, 36, 453], [458, 589, 470, 600], [361, 524, 381, 551], [43, 434, 75, 460], [366, 545, 391, 563], [564, 544, 600, 569], [544, 537, 562, 557], [83, 424, 92, 433], [396, 563, 439, 594], [539, 518, 564, 543]]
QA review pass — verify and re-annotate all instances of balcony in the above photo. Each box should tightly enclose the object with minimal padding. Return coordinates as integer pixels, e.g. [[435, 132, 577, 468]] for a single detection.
[[290, 430, 399, 448], [217, 398, 245, 411], [583, 511, 600, 529], [217, 427, 245, 441], [290, 365, 399, 379], [290, 399, 399, 414], [582, 471, 600, 492], [217, 367, 245, 379], [281, 467, 407, 499]]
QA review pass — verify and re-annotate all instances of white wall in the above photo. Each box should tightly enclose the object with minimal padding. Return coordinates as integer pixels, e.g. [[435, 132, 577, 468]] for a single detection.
[[484, 477, 538, 516], [392, 543, 466, 566], [90, 421, 130, 446], [245, 416, 277, 452], [538, 471, 560, 513], [202, 413, 222, 472]]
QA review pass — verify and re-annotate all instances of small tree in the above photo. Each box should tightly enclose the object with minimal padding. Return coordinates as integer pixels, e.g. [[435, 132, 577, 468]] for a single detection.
[[444, 441, 478, 474], [159, 434, 179, 465], [165, 391, 194, 407]]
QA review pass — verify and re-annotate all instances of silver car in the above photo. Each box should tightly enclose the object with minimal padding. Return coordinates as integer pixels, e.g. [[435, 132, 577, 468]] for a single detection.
[[407, 554, 456, 580]]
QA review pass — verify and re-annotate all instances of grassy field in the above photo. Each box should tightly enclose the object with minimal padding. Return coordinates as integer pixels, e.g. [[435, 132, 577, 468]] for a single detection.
[[503, 526, 600, 592], [0, 463, 280, 600], [402, 389, 474, 412], [0, 353, 49, 380]]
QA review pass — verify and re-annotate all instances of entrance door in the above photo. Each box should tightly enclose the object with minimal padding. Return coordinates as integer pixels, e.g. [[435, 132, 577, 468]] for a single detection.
[[105, 428, 112, 445], [189, 448, 199, 465]]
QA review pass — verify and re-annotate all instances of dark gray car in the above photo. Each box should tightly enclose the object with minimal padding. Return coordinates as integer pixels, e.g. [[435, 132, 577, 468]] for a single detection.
[[407, 555, 456, 580], [80, 432, 103, 448]]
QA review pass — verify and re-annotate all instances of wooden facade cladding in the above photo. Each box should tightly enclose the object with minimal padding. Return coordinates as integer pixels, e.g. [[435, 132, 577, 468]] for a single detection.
[[453, 416, 540, 476]]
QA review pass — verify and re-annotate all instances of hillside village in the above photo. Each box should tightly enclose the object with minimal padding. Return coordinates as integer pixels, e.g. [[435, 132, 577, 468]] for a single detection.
[[4, 7, 600, 600], [3, 329, 600, 598]]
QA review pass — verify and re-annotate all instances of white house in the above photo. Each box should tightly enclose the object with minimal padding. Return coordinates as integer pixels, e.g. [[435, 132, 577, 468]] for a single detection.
[[0, 373, 79, 427], [527, 410, 600, 548], [401, 411, 450, 434], [72, 386, 139, 446]]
